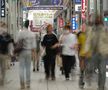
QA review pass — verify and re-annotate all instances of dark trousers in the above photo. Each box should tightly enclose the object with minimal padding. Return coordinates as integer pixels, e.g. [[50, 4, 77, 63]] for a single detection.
[[43, 55, 56, 77], [62, 55, 76, 78]]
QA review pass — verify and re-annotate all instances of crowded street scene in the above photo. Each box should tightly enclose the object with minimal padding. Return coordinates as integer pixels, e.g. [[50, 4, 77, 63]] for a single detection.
[[0, 0, 108, 90]]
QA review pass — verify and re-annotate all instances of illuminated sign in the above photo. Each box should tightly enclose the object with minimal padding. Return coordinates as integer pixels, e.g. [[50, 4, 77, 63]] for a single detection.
[[104, 17, 108, 22], [25, 0, 63, 6], [27, 6, 63, 10], [0, 0, 5, 17], [71, 17, 76, 30], [75, 4, 81, 12], [24, 0, 63, 10], [75, 0, 81, 4]]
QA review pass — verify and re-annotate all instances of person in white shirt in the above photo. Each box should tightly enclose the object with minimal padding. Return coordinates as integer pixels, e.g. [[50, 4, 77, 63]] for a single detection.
[[16, 20, 36, 89], [59, 25, 78, 80]]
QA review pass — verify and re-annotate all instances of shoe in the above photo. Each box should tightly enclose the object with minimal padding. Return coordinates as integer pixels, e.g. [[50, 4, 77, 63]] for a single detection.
[[27, 85, 30, 88], [51, 76, 56, 80], [20, 85, 25, 90], [45, 75, 49, 80], [37, 68, 39, 71], [20, 82, 25, 89], [66, 78, 69, 80], [98, 87, 105, 90], [33, 68, 35, 72]]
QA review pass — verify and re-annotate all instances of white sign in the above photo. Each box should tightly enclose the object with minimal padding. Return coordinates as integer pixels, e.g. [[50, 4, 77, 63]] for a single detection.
[[75, 4, 81, 12]]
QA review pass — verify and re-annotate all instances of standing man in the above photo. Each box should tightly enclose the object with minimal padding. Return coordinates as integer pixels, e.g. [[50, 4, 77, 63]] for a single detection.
[[16, 20, 36, 89]]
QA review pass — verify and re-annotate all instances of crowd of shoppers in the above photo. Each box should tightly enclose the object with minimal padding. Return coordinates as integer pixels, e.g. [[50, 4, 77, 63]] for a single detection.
[[0, 15, 108, 90]]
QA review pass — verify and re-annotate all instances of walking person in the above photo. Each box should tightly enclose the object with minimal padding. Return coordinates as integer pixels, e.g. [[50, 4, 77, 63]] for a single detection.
[[15, 20, 36, 89], [85, 15, 108, 90], [33, 33, 41, 72], [59, 25, 78, 80], [0, 22, 13, 85], [41, 24, 59, 80]]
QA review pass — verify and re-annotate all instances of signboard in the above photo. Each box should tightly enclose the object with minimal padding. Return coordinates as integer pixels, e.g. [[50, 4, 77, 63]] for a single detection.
[[75, 0, 81, 4], [24, 0, 63, 10], [25, 0, 63, 6], [104, 17, 108, 22], [75, 4, 81, 12], [27, 6, 63, 10], [58, 17, 63, 28], [0, 0, 5, 17], [81, 0, 86, 19], [71, 17, 77, 30], [33, 12, 54, 26]]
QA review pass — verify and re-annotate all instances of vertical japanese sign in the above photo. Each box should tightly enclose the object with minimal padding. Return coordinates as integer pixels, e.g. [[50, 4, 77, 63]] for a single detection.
[[59, 17, 63, 28], [71, 17, 77, 30], [81, 0, 85, 19], [0, 0, 5, 17]]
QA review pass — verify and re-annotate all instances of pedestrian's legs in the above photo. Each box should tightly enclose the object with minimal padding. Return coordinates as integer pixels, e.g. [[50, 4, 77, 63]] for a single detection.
[[19, 54, 25, 88], [33, 56, 36, 72], [25, 53, 31, 87], [50, 56, 56, 80], [43, 55, 50, 79], [79, 57, 85, 86], [62, 55, 72, 79], [0, 55, 6, 85], [98, 56, 106, 90]]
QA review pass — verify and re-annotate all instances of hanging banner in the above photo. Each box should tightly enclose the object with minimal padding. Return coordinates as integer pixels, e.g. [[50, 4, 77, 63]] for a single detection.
[[58, 17, 64, 28], [75, 0, 81, 4], [0, 0, 5, 17], [24, 0, 63, 10], [81, 0, 86, 19]]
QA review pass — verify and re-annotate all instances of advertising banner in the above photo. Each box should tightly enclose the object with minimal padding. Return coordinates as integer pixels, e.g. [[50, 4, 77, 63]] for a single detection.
[[24, 0, 63, 10], [75, 0, 81, 4], [0, 0, 5, 17]]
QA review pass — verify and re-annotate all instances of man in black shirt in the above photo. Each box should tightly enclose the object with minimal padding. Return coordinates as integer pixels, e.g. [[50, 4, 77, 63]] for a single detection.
[[41, 24, 59, 80]]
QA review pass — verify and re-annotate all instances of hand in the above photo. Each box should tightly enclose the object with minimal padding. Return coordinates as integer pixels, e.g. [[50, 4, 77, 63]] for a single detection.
[[51, 43, 59, 49]]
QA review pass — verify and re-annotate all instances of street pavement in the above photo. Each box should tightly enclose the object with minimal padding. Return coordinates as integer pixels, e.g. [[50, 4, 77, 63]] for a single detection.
[[0, 62, 108, 90]]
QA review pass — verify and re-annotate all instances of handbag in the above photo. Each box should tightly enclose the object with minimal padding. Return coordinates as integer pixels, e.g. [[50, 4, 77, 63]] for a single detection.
[[14, 39, 24, 54]]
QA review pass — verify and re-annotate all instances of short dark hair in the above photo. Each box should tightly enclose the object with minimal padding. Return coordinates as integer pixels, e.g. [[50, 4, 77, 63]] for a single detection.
[[24, 20, 29, 28]]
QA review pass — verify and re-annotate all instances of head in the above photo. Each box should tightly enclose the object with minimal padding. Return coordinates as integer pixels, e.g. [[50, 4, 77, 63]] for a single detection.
[[95, 15, 103, 26], [64, 25, 71, 33], [24, 20, 29, 28], [46, 24, 53, 34]]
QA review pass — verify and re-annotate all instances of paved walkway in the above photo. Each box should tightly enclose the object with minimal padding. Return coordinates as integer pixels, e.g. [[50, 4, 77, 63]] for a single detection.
[[0, 62, 108, 90]]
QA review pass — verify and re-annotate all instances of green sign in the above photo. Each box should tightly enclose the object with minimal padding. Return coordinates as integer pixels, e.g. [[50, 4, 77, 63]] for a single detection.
[[104, 17, 108, 22]]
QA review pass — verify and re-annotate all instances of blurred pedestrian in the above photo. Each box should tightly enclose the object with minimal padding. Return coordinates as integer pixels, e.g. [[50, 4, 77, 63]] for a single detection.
[[0, 22, 13, 85], [41, 24, 59, 80], [85, 15, 108, 90], [59, 25, 78, 80], [16, 20, 36, 89]]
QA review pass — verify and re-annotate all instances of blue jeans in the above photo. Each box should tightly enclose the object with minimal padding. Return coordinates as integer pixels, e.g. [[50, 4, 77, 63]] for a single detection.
[[18, 50, 31, 85]]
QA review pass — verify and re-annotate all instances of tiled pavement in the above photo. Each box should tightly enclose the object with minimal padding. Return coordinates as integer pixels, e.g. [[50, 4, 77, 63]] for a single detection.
[[0, 62, 108, 90]]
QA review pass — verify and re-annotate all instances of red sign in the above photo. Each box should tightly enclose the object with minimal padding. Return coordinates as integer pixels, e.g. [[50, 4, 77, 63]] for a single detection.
[[59, 18, 64, 28]]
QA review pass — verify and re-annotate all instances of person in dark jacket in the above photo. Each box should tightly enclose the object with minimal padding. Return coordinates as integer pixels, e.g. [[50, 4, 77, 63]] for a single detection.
[[41, 24, 59, 80]]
